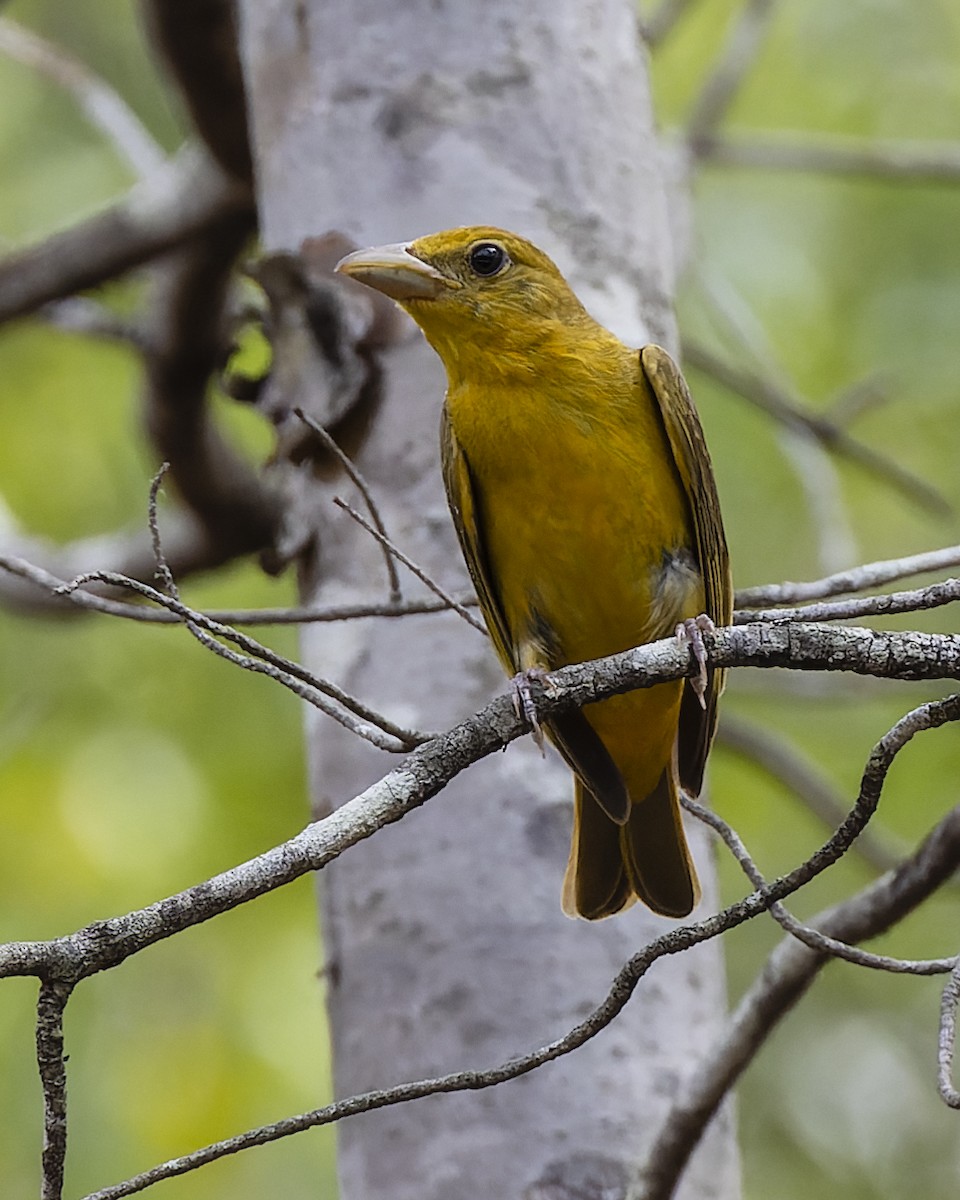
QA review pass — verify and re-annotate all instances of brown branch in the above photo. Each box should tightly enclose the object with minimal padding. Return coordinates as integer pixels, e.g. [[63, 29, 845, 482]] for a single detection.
[[684, 340, 951, 516], [37, 297, 151, 351], [0, 513, 263, 618], [140, 175, 276, 567], [0, 145, 253, 325], [702, 130, 960, 183], [37, 979, 73, 1200], [143, 0, 253, 184]]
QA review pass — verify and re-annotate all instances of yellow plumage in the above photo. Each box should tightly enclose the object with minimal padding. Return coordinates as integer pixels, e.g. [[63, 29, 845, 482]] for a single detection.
[[337, 227, 731, 919]]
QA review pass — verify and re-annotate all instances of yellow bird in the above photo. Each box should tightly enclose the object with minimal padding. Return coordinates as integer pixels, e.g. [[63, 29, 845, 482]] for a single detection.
[[337, 228, 731, 919]]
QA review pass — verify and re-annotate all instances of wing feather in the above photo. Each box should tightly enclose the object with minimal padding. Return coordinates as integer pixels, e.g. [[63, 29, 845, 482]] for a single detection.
[[440, 407, 516, 671], [641, 345, 733, 796]]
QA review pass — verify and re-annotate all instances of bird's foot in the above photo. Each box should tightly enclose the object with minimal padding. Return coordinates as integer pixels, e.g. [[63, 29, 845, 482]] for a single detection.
[[510, 667, 550, 754], [676, 614, 715, 709]]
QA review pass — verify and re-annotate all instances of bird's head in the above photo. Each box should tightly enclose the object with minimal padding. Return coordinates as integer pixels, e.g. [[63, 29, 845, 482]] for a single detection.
[[335, 227, 596, 374]]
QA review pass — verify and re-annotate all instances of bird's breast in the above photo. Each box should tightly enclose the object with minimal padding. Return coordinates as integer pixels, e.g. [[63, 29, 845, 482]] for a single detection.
[[446, 371, 699, 669]]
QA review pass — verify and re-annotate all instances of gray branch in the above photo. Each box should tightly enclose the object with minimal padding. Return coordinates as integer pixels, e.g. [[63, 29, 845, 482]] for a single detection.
[[636, 781, 960, 1199], [72, 691, 960, 1200]]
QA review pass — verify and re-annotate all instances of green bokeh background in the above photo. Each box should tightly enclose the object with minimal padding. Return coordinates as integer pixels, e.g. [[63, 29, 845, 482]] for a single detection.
[[1, 1, 959, 1196]]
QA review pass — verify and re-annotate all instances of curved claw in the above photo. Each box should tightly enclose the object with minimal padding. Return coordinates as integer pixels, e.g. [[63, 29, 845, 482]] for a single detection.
[[510, 667, 549, 754], [676, 614, 715, 708]]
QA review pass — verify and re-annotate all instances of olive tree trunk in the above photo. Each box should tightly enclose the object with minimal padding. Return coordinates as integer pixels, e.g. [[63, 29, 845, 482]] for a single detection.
[[237, 2, 741, 1197]]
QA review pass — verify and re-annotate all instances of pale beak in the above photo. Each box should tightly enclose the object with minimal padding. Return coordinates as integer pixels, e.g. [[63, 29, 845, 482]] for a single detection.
[[335, 242, 456, 300]]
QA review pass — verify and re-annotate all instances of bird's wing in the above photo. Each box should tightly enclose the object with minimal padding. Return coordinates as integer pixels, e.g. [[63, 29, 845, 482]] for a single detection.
[[641, 344, 733, 796], [440, 406, 516, 671], [440, 406, 630, 824]]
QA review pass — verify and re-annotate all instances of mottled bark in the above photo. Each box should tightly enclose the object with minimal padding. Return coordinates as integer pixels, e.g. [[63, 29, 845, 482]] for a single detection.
[[237, 2, 741, 1197]]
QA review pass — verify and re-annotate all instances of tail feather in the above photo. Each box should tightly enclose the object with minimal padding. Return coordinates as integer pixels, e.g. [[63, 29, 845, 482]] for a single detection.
[[620, 768, 700, 918], [563, 771, 699, 920], [561, 782, 634, 919]]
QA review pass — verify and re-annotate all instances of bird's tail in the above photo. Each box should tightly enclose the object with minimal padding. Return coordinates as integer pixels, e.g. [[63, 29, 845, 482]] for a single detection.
[[621, 767, 700, 918], [562, 770, 700, 920]]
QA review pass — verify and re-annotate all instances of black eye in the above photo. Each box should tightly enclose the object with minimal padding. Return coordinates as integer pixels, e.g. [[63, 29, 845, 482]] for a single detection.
[[469, 242, 509, 277]]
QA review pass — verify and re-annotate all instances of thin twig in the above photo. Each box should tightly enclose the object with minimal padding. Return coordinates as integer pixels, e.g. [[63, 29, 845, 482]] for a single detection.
[[334, 497, 487, 634], [685, 794, 955, 975], [148, 465, 177, 596], [295, 409, 402, 602], [0, 555, 473, 623], [37, 979, 73, 1200], [938, 960, 960, 1109], [0, 17, 164, 178], [736, 576, 960, 626], [76, 691, 929, 1199], [685, 340, 951, 516], [736, 544, 960, 607], [716, 713, 905, 875], [55, 569, 429, 751], [637, 795, 960, 1200]]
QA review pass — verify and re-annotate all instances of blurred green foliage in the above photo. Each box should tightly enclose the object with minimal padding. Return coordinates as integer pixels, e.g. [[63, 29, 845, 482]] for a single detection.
[[1, 0, 959, 1197]]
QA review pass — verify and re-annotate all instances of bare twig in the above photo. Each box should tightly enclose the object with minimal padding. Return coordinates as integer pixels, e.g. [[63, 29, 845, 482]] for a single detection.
[[36, 980, 73, 1200], [685, 0, 778, 156], [295, 409, 402, 602], [0, 144, 252, 325], [56, 568, 429, 751], [938, 960, 960, 1109], [639, 783, 960, 1198], [334, 497, 487, 634], [736, 544, 960, 607], [703, 131, 960, 183], [684, 341, 951, 516], [0, 554, 473, 623], [0, 17, 164, 178], [685, 793, 955, 975], [737, 576, 960, 626], [716, 713, 905, 874]]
